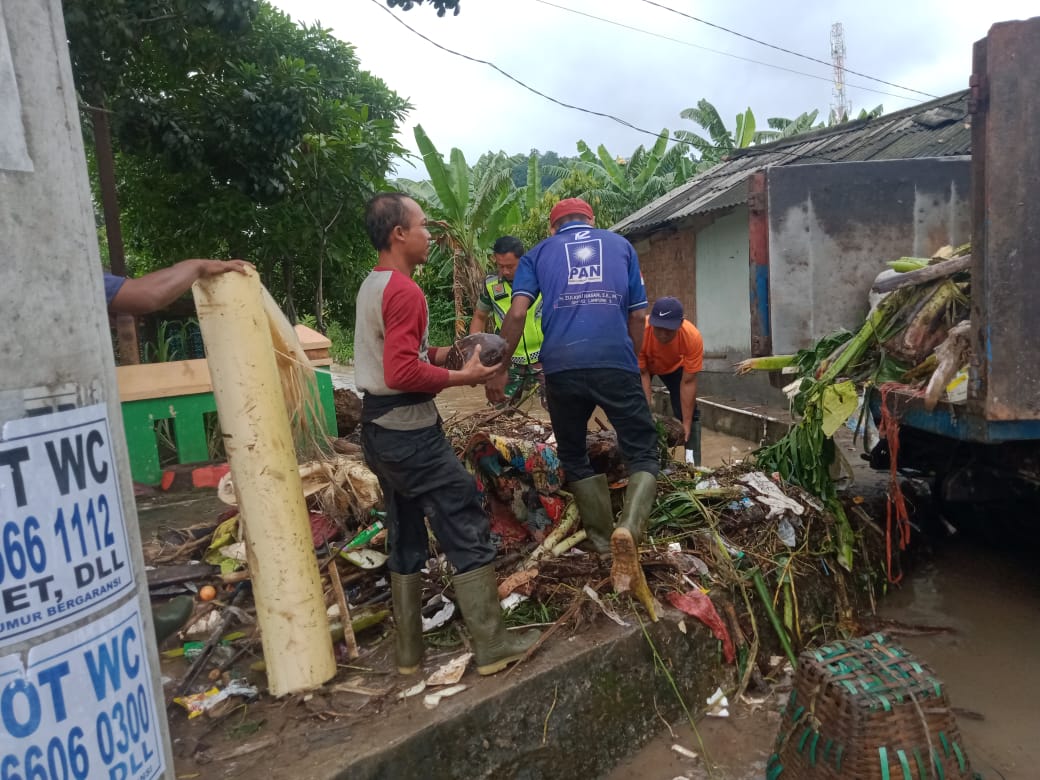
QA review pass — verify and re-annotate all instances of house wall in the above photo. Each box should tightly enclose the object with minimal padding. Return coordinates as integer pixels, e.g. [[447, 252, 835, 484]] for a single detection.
[[633, 207, 785, 407], [631, 224, 696, 323], [696, 207, 751, 358], [767, 157, 972, 354]]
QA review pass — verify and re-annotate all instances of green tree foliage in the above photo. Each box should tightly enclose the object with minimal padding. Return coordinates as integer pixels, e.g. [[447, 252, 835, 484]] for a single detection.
[[509, 150, 570, 190], [64, 0, 259, 105], [674, 100, 758, 171], [754, 110, 821, 143], [400, 125, 521, 335], [386, 0, 461, 15], [561, 131, 693, 225], [68, 2, 408, 328]]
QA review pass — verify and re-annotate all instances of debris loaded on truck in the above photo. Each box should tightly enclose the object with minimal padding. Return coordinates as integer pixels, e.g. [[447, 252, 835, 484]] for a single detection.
[[734, 243, 973, 581], [145, 399, 884, 752]]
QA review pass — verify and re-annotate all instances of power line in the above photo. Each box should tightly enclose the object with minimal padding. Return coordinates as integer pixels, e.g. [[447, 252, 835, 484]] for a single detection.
[[635, 0, 938, 99], [531, 0, 920, 102], [365, 0, 896, 181], [368, 0, 652, 136]]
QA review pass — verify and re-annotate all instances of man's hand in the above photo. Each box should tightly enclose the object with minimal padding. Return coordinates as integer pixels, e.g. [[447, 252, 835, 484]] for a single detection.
[[193, 258, 253, 277], [485, 364, 509, 403], [447, 345, 501, 387]]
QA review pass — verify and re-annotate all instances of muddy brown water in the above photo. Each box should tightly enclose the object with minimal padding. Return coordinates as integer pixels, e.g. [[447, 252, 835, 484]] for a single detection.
[[607, 539, 1040, 780]]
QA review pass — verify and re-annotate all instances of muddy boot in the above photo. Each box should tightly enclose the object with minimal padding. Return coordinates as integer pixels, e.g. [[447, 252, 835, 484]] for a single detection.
[[610, 471, 659, 621], [453, 564, 541, 675], [569, 474, 614, 554], [391, 571, 424, 674], [153, 596, 195, 645], [685, 419, 702, 466]]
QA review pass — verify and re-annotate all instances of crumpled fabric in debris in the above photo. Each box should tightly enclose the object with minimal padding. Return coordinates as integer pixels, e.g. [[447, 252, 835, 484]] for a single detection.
[[739, 472, 806, 519], [666, 590, 736, 664], [462, 432, 566, 548]]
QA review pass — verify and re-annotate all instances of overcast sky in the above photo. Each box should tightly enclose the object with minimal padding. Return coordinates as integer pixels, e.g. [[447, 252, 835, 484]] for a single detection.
[[271, 0, 1036, 178]]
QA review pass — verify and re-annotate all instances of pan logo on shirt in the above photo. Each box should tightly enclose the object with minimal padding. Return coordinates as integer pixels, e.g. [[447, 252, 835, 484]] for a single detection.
[[565, 237, 603, 285]]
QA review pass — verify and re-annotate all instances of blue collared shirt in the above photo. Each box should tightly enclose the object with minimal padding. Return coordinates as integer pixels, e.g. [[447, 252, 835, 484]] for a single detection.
[[512, 222, 647, 375]]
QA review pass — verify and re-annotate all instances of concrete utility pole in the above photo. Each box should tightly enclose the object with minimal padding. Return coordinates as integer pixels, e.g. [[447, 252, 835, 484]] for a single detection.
[[0, 1, 173, 776]]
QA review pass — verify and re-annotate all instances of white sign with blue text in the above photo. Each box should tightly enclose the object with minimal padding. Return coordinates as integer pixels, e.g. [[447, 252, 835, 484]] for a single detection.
[[0, 404, 135, 647], [0, 599, 164, 779]]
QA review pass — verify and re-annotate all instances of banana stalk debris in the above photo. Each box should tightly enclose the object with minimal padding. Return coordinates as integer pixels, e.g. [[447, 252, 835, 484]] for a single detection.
[[736, 246, 973, 572]]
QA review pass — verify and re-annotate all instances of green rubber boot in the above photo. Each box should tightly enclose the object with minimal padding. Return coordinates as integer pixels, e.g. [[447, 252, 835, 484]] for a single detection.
[[569, 474, 614, 554], [453, 564, 541, 675], [391, 572, 424, 674], [152, 595, 195, 645], [610, 471, 659, 621]]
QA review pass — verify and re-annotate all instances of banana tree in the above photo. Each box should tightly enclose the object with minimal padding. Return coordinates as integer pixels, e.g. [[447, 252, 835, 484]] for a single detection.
[[674, 99, 757, 171], [754, 109, 821, 143], [560, 130, 693, 225], [409, 124, 519, 335]]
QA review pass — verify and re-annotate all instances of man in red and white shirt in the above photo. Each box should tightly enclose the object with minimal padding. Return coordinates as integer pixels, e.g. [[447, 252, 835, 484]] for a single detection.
[[355, 192, 539, 677]]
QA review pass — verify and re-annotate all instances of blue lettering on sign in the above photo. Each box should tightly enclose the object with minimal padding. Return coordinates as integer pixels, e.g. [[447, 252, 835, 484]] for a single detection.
[[0, 604, 163, 780], [2, 678, 42, 738], [565, 238, 603, 286], [85, 627, 140, 701]]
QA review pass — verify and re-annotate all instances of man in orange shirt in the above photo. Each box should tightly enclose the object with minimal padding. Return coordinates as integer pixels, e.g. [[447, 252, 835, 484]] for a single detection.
[[639, 296, 704, 464]]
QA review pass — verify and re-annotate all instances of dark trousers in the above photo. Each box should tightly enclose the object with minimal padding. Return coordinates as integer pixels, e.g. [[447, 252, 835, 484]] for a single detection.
[[545, 368, 660, 481], [361, 422, 495, 575], [657, 366, 700, 423]]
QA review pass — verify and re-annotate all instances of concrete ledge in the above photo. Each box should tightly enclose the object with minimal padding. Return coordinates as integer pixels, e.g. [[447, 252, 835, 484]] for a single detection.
[[315, 615, 726, 780], [651, 388, 790, 446], [699, 398, 790, 446]]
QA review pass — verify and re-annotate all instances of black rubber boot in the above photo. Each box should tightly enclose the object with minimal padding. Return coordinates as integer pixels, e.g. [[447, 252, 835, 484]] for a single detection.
[[391, 571, 424, 674], [686, 419, 702, 466], [569, 474, 614, 554], [453, 564, 541, 675]]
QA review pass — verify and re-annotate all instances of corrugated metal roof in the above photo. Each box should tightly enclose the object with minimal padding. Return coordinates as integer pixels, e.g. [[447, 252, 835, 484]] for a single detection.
[[614, 90, 971, 237]]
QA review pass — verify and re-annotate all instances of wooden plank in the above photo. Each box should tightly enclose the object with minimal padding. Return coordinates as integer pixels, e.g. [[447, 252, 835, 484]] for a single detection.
[[295, 323, 332, 351], [146, 563, 219, 588], [117, 358, 213, 402]]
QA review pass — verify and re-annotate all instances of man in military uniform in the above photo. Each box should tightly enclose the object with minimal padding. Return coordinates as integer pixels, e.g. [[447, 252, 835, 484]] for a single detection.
[[470, 236, 546, 408]]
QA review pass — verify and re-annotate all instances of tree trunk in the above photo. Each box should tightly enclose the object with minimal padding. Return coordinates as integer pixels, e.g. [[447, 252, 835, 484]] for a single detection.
[[91, 105, 139, 364], [282, 258, 297, 325], [315, 239, 326, 333]]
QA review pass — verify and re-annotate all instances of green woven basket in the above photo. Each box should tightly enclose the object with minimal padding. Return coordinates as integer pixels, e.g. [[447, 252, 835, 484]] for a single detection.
[[767, 633, 977, 780]]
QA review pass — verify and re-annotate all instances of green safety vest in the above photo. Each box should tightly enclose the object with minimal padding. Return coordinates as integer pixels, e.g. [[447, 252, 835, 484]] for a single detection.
[[485, 275, 543, 365]]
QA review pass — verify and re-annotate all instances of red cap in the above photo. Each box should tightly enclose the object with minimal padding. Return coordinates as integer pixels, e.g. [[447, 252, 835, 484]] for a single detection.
[[549, 198, 594, 226]]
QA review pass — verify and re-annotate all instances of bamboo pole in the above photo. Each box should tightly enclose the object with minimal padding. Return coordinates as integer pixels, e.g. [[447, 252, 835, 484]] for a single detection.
[[193, 269, 336, 696], [329, 561, 359, 660]]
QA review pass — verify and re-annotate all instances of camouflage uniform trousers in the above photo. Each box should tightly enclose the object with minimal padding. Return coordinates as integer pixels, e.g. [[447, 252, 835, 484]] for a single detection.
[[503, 362, 547, 409]]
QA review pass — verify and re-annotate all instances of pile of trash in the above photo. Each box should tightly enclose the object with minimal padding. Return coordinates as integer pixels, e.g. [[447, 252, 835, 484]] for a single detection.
[[145, 403, 880, 727], [733, 244, 972, 582]]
